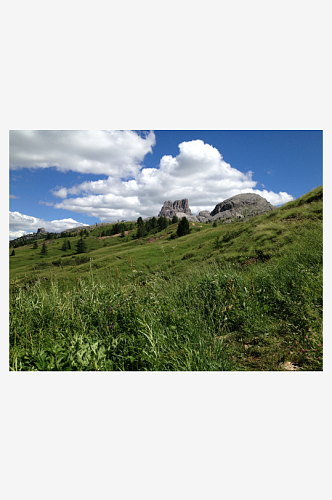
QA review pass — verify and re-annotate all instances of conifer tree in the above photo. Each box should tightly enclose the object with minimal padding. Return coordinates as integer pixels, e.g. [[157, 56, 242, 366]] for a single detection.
[[177, 217, 190, 237], [40, 242, 48, 255], [76, 238, 87, 254], [136, 224, 145, 239], [158, 216, 168, 231]]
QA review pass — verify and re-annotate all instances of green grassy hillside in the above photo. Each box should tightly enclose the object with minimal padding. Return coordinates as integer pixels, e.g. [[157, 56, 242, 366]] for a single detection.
[[9, 186, 323, 371]]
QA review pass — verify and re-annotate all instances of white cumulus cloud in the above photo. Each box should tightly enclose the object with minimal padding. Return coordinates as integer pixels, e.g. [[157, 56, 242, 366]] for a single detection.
[[10, 130, 156, 178], [53, 139, 292, 221], [9, 211, 89, 240], [10, 133, 295, 225], [250, 189, 294, 206]]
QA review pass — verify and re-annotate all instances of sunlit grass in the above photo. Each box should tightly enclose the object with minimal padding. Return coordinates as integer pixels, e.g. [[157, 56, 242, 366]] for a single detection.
[[9, 186, 323, 371]]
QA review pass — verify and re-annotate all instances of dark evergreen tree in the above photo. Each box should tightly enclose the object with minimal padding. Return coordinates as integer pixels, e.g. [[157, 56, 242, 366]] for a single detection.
[[10, 249, 15, 256], [61, 240, 68, 251], [111, 223, 120, 235], [67, 239, 71, 250], [33, 240, 38, 249], [150, 217, 157, 228], [136, 224, 145, 239], [76, 238, 87, 254], [40, 242, 48, 255], [172, 215, 179, 224], [158, 216, 168, 231], [177, 217, 190, 237]]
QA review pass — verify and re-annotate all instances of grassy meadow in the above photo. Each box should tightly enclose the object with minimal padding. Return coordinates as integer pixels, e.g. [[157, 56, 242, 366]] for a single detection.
[[9, 186, 323, 371]]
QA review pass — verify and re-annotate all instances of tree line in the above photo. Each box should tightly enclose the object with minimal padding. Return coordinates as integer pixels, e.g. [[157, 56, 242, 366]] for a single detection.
[[10, 215, 191, 257]]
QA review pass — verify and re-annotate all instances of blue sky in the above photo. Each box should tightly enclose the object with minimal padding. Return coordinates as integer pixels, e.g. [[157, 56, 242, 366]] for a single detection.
[[9, 130, 322, 240]]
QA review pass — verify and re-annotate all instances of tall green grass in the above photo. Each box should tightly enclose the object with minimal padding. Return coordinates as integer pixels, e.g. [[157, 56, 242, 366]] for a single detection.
[[9, 220, 322, 371]]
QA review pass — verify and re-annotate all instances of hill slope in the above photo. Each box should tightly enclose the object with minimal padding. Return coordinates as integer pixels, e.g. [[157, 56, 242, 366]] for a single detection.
[[9, 186, 323, 372], [9, 186, 322, 284]]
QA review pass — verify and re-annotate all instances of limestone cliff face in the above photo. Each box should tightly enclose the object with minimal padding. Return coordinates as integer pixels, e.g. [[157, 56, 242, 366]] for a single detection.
[[157, 193, 274, 223], [158, 199, 192, 218], [172, 199, 192, 214]]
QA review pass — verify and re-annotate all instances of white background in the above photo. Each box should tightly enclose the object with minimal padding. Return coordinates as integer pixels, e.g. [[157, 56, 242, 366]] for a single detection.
[[2, 1, 330, 499]]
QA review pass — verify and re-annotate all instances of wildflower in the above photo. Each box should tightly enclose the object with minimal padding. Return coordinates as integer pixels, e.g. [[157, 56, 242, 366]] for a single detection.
[[305, 335, 308, 339], [302, 349, 305, 352], [172, 310, 175, 313], [318, 343, 322, 347]]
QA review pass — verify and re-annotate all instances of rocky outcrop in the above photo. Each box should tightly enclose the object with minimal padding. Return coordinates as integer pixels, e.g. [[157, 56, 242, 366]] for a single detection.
[[210, 193, 275, 220], [198, 210, 211, 218], [173, 199, 191, 214], [157, 193, 274, 224], [37, 227, 46, 234], [158, 199, 193, 219], [159, 201, 173, 214]]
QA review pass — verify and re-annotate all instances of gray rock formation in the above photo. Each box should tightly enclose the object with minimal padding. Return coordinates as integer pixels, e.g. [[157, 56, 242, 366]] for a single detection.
[[158, 199, 193, 219], [37, 227, 46, 234], [198, 210, 211, 218], [157, 193, 274, 224], [173, 199, 191, 214], [210, 193, 275, 221]]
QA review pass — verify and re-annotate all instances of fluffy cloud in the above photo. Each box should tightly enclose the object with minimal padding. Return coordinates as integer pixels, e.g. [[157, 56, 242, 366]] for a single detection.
[[10, 130, 156, 178], [10, 133, 294, 226], [9, 211, 88, 240], [52, 139, 294, 221], [250, 189, 294, 206]]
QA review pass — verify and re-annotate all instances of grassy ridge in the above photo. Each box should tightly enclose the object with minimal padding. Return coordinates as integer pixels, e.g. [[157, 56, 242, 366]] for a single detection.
[[9, 186, 323, 371]]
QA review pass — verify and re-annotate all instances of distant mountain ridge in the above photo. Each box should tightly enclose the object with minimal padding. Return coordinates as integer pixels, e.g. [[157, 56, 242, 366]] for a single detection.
[[9, 193, 276, 244], [158, 193, 275, 223]]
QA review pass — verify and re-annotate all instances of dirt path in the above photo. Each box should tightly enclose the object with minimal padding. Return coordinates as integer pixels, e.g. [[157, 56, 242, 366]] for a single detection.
[[98, 231, 129, 240]]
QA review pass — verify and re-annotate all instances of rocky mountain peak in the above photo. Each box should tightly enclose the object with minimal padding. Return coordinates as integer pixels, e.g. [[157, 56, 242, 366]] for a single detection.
[[158, 199, 192, 218], [210, 193, 274, 218], [157, 193, 275, 224]]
